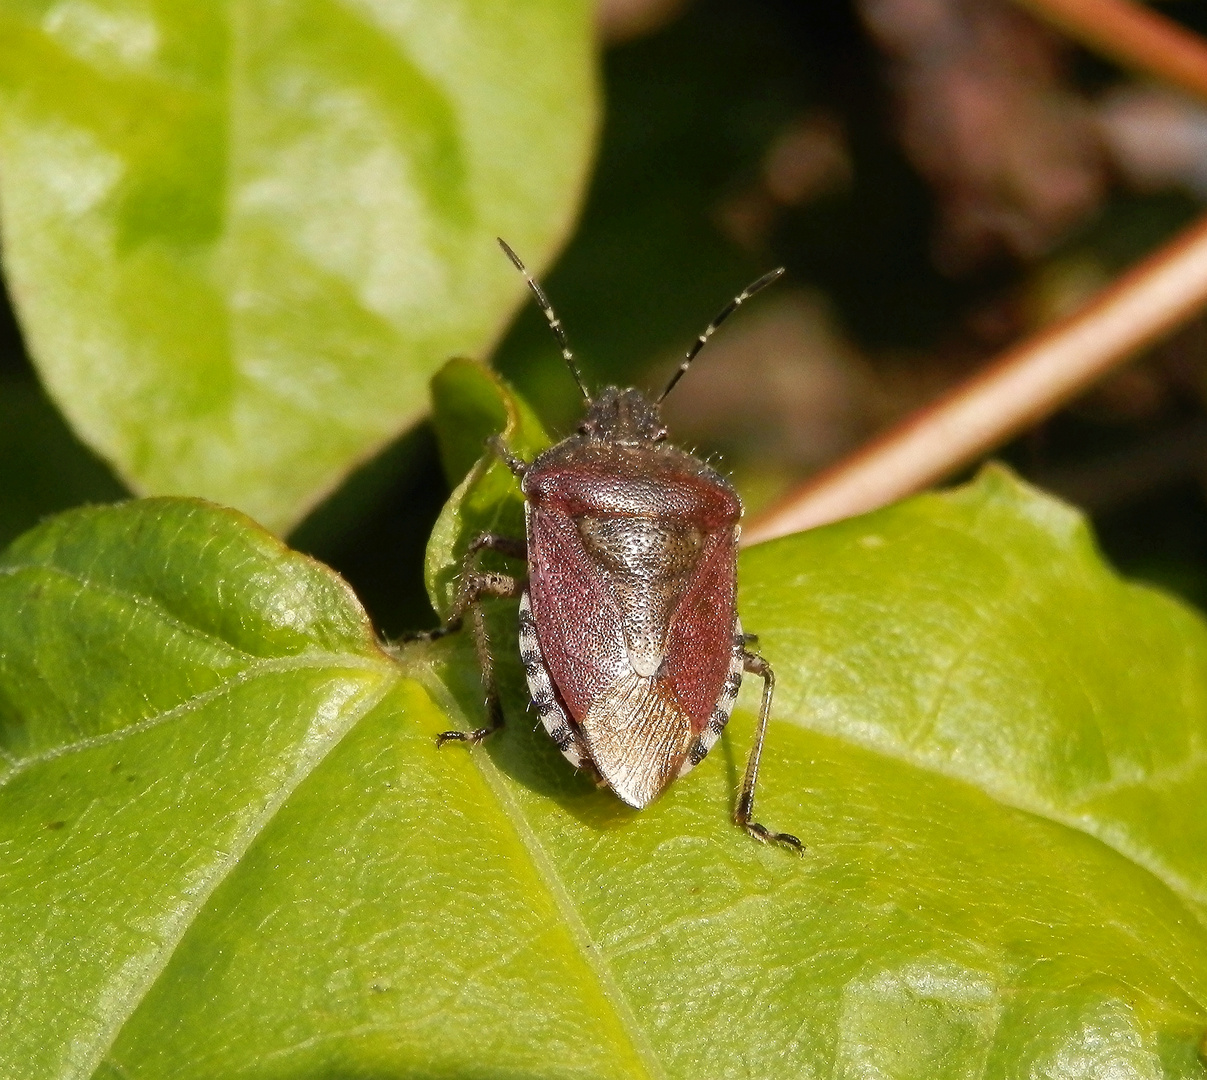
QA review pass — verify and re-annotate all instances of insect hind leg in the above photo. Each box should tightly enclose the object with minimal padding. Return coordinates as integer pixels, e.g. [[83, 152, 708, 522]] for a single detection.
[[487, 434, 530, 479], [734, 649, 803, 853], [435, 533, 527, 747]]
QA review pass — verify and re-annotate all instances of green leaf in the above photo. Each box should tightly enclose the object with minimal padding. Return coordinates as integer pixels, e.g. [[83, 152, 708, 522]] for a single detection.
[[0, 0, 596, 533], [5, 478, 1207, 1078], [0, 499, 398, 1077], [424, 356, 550, 620], [742, 462, 1207, 925]]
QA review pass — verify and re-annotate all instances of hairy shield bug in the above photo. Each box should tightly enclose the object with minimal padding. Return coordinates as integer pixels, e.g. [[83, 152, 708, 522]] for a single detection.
[[433, 239, 801, 851]]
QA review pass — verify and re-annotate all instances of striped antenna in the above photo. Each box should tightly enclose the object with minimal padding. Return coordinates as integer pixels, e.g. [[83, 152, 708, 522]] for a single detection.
[[498, 238, 590, 402], [657, 266, 786, 403]]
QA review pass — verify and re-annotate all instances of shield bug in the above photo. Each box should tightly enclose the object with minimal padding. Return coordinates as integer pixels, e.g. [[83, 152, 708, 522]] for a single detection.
[[433, 239, 801, 851]]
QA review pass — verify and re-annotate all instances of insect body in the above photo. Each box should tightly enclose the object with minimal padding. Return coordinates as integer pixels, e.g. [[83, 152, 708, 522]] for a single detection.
[[436, 241, 801, 851]]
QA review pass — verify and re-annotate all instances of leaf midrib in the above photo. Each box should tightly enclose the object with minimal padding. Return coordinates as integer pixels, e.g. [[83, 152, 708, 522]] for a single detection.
[[2, 630, 401, 1080], [0, 560, 292, 665], [81, 663, 398, 1080], [0, 650, 391, 788], [94, 640, 671, 1080], [400, 646, 669, 1080], [83, 640, 667, 1080]]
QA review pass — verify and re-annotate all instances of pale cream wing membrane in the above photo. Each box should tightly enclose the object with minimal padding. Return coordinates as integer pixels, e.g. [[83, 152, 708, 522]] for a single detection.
[[573, 513, 706, 806], [581, 669, 694, 808]]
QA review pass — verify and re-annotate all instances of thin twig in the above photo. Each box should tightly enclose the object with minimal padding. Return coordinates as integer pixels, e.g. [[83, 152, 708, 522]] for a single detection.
[[1013, 0, 1207, 102], [744, 211, 1207, 545]]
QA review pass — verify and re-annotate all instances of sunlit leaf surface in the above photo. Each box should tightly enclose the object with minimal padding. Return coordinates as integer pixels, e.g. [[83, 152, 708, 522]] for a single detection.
[[0, 0, 595, 532], [2, 477, 1206, 1078]]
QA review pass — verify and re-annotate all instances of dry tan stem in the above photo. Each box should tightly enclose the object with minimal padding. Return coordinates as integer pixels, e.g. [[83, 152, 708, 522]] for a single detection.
[[745, 211, 1207, 545], [1014, 0, 1207, 101]]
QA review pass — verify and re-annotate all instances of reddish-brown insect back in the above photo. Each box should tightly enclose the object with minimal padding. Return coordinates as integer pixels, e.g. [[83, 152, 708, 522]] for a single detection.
[[431, 240, 801, 852]]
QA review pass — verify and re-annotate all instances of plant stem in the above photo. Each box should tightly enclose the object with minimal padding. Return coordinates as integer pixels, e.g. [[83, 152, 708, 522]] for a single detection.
[[1013, 0, 1207, 101], [744, 211, 1207, 545]]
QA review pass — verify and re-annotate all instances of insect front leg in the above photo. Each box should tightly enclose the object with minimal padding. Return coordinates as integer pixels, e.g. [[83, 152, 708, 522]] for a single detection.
[[436, 534, 528, 747], [401, 533, 527, 644], [487, 433, 529, 479], [735, 650, 803, 853]]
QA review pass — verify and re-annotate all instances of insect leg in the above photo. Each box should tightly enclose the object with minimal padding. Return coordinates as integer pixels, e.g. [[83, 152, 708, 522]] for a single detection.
[[467, 531, 527, 562], [735, 650, 803, 853], [487, 434, 529, 478], [398, 534, 526, 646], [436, 567, 526, 747]]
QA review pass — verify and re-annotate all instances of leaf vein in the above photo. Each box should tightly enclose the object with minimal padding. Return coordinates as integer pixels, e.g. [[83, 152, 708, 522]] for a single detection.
[[79, 670, 399, 1080], [0, 651, 391, 787], [0, 562, 262, 662], [409, 654, 670, 1080]]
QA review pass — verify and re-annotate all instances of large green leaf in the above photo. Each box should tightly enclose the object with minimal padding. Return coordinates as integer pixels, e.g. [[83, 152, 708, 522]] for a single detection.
[[3, 481, 1207, 1079], [0, 0, 596, 533], [742, 464, 1207, 926]]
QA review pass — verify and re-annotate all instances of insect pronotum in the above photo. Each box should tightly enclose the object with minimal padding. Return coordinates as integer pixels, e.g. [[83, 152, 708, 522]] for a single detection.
[[432, 240, 801, 851]]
